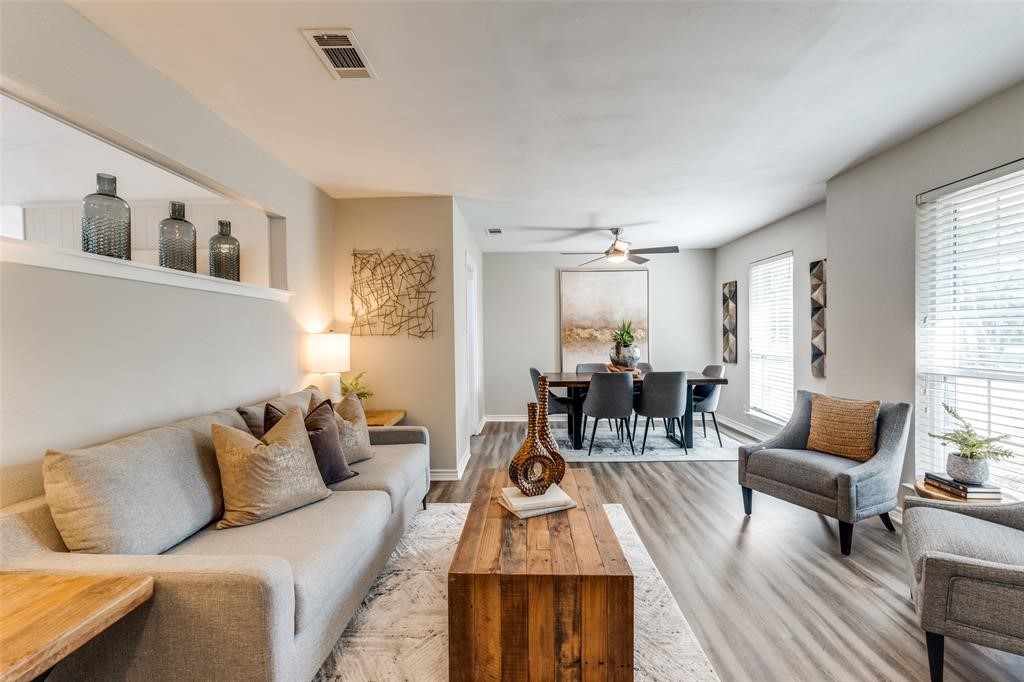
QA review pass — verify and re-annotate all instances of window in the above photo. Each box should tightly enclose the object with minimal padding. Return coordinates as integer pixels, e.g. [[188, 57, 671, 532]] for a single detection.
[[749, 252, 794, 422], [916, 163, 1024, 494]]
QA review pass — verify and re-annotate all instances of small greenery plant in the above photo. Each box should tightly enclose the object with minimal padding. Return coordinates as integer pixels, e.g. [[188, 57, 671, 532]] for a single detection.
[[928, 403, 1014, 460], [340, 371, 374, 400], [611, 320, 636, 349]]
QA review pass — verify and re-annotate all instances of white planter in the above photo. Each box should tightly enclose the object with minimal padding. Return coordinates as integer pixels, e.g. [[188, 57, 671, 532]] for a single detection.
[[946, 453, 990, 485]]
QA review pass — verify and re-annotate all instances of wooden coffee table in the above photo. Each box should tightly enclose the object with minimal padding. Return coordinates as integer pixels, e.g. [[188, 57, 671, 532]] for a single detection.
[[448, 467, 634, 681]]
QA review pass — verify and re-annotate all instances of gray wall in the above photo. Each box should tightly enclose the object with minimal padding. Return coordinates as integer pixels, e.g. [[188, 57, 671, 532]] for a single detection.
[[482, 251, 715, 417], [826, 82, 1024, 482], [712, 203, 827, 436], [0, 1, 335, 505]]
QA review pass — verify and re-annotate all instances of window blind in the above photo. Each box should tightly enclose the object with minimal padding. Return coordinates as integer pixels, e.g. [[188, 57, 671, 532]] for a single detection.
[[749, 252, 794, 422], [916, 164, 1024, 494]]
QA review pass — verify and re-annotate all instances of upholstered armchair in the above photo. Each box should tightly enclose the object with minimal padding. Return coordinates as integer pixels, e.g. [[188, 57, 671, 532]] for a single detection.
[[902, 497, 1024, 682], [738, 390, 913, 555]]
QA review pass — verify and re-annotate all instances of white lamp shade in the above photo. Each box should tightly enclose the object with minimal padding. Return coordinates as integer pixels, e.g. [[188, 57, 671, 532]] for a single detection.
[[304, 333, 351, 374]]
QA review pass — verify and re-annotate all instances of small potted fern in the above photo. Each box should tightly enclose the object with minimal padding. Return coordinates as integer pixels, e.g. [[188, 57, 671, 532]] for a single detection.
[[609, 320, 640, 369], [340, 371, 374, 402], [929, 403, 1014, 484]]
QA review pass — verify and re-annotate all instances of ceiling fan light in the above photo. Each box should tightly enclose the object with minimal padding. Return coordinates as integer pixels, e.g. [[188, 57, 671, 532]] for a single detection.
[[606, 252, 628, 263]]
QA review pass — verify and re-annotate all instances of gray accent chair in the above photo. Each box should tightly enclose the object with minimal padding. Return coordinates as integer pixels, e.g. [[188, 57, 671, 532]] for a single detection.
[[902, 496, 1024, 682], [582, 372, 635, 456], [738, 390, 913, 555], [693, 364, 725, 446], [633, 371, 687, 455]]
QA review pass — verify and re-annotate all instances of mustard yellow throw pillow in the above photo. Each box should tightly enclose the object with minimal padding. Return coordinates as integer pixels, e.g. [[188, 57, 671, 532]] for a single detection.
[[212, 406, 330, 529], [806, 393, 881, 462]]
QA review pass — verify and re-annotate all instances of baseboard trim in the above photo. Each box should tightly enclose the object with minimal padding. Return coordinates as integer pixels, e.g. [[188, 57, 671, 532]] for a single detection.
[[476, 415, 487, 434], [715, 414, 774, 442], [484, 414, 569, 422], [430, 445, 472, 481]]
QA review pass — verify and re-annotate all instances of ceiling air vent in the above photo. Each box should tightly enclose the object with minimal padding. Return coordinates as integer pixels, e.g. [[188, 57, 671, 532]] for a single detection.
[[301, 29, 376, 80], [487, 228, 503, 235]]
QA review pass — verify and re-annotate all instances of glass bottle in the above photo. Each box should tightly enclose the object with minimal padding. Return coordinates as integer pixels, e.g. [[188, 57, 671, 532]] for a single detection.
[[209, 220, 240, 281], [81, 173, 131, 259], [158, 201, 197, 272]]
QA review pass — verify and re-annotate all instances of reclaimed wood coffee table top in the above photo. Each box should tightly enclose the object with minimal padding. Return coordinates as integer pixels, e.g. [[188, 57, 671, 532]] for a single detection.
[[449, 467, 631, 578]]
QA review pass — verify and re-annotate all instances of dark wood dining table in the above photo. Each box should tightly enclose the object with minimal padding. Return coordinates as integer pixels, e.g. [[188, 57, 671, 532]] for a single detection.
[[544, 370, 729, 450]]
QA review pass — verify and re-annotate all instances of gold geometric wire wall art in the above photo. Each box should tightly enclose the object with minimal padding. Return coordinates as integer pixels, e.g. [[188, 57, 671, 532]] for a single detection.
[[351, 250, 436, 338]]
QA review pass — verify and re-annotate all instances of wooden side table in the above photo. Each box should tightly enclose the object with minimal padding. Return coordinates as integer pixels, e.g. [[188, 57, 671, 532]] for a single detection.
[[364, 409, 406, 427], [0, 574, 154, 682], [904, 477, 1022, 504]]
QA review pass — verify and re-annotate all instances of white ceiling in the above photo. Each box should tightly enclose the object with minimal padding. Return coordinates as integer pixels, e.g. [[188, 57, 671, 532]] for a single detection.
[[1, 94, 218, 205], [68, 1, 1024, 252]]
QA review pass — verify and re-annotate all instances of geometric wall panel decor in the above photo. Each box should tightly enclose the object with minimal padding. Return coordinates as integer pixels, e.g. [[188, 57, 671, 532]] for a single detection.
[[722, 280, 738, 364], [810, 259, 826, 378], [351, 250, 436, 338]]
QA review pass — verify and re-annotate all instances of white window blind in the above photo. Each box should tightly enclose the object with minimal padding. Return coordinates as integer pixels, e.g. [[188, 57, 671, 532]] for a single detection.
[[749, 252, 794, 422], [916, 164, 1024, 494]]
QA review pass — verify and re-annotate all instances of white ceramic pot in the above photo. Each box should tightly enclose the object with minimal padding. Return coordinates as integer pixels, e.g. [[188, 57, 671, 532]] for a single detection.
[[946, 453, 989, 485]]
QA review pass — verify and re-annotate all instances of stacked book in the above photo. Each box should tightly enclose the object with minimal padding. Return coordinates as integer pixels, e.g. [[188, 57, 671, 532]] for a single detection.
[[499, 484, 577, 519], [924, 472, 1002, 500]]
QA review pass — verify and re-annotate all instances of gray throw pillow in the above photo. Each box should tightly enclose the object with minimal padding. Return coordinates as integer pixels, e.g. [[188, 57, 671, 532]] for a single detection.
[[237, 385, 321, 438], [335, 392, 373, 464]]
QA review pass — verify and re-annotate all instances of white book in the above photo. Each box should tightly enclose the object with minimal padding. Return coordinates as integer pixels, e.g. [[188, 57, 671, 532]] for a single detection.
[[497, 497, 577, 519], [500, 484, 573, 512]]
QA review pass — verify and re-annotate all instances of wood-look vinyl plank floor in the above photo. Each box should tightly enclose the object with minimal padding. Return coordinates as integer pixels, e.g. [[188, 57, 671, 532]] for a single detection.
[[428, 421, 1024, 682]]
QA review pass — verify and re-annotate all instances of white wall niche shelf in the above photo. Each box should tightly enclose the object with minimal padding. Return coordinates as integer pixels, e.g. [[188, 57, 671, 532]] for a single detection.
[[0, 237, 293, 303]]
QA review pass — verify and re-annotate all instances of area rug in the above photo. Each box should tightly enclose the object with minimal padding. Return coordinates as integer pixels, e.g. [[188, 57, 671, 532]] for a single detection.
[[556, 421, 741, 463], [314, 503, 719, 682]]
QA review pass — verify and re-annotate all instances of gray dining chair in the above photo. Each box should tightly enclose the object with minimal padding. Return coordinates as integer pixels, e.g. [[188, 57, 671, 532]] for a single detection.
[[637, 362, 653, 373], [633, 371, 687, 455], [576, 363, 611, 434], [582, 372, 635, 456], [693, 364, 725, 446], [528, 367, 570, 416]]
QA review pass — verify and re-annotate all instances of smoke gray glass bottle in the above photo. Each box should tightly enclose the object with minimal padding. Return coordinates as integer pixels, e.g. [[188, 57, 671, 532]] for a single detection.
[[82, 173, 131, 259], [209, 220, 240, 281], [158, 201, 197, 272]]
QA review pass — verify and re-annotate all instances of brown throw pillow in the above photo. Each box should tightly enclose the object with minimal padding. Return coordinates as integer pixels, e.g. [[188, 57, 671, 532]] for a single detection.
[[335, 392, 373, 464], [806, 393, 881, 462], [212, 407, 331, 529], [264, 397, 357, 485]]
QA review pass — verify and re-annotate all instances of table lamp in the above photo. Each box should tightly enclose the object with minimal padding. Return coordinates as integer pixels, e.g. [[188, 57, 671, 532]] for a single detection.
[[304, 332, 350, 403]]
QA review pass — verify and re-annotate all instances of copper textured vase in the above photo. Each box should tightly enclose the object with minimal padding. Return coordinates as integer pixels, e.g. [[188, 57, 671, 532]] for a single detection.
[[508, 377, 565, 496]]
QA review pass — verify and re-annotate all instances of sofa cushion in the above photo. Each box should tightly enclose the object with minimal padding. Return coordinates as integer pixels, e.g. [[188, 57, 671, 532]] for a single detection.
[[213, 408, 331, 529], [903, 506, 1024, 581], [328, 443, 428, 511], [165, 490, 391, 633], [237, 385, 323, 438], [43, 422, 227, 554], [745, 448, 860, 498]]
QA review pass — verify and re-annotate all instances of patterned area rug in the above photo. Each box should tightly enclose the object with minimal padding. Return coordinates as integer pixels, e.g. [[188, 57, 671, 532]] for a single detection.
[[314, 503, 719, 682], [555, 421, 741, 463]]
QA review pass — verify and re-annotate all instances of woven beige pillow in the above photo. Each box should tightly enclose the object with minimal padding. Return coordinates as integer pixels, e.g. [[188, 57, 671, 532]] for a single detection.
[[806, 393, 881, 462], [212, 406, 331, 529]]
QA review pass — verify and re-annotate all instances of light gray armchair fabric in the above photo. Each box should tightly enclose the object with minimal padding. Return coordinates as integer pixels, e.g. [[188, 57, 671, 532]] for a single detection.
[[738, 390, 913, 555], [902, 497, 1024, 681]]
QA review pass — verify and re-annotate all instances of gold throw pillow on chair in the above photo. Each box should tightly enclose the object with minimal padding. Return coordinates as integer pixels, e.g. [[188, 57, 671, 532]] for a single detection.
[[212, 406, 331, 529], [806, 393, 881, 462]]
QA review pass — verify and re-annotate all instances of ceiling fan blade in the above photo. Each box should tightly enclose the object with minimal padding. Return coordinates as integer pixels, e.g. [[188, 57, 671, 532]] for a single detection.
[[561, 252, 605, 255], [578, 256, 607, 267], [511, 226, 606, 233], [614, 221, 658, 229], [629, 246, 680, 254], [628, 254, 650, 265]]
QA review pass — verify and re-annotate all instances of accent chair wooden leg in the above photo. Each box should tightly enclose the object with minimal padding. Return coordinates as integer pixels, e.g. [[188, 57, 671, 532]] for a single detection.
[[839, 521, 854, 555], [422, 496, 427, 510], [879, 512, 896, 532], [588, 418, 598, 456], [641, 418, 651, 455], [925, 632, 944, 682], [741, 486, 752, 515], [710, 412, 723, 447]]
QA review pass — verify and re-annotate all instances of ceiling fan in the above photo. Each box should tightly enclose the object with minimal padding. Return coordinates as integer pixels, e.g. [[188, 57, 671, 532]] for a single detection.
[[562, 227, 679, 266]]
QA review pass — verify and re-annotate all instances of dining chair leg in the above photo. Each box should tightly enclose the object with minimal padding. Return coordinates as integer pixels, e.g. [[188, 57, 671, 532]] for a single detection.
[[587, 418, 599, 456], [632, 412, 638, 436], [641, 417, 651, 454], [675, 417, 689, 455], [701, 412, 707, 437], [710, 412, 723, 447], [626, 418, 635, 455], [582, 414, 588, 435]]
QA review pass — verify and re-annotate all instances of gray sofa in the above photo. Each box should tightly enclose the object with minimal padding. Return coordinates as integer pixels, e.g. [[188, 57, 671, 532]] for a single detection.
[[0, 389, 430, 681], [902, 496, 1024, 681], [738, 390, 913, 555]]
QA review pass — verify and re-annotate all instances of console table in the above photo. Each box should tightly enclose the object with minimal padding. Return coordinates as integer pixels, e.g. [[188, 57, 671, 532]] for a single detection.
[[0, 574, 154, 682], [448, 467, 634, 680], [364, 409, 406, 427]]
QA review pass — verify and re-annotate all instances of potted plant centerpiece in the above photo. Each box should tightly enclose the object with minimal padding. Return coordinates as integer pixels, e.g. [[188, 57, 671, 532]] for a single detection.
[[609, 320, 640, 369], [929, 403, 1014, 485]]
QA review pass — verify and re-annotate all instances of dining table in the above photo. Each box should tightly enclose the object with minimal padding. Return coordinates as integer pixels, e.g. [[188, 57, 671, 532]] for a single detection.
[[544, 370, 729, 450]]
